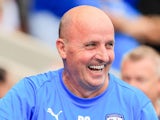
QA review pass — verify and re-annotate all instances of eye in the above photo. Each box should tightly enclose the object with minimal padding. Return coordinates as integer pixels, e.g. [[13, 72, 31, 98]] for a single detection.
[[85, 42, 97, 49], [136, 78, 146, 83], [123, 77, 131, 83], [105, 41, 114, 49]]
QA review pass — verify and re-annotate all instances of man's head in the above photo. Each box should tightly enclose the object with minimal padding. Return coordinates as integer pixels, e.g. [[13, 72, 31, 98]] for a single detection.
[[56, 5, 114, 96], [121, 45, 160, 104]]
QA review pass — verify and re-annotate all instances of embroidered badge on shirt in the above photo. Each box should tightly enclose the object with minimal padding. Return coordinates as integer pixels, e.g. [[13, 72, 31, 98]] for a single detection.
[[105, 114, 124, 120]]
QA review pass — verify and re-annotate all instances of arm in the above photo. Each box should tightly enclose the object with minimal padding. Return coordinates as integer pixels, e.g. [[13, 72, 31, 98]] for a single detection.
[[110, 15, 160, 45], [101, 0, 160, 46]]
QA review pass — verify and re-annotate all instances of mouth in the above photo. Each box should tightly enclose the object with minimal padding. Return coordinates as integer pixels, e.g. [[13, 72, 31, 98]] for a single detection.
[[88, 65, 105, 71]]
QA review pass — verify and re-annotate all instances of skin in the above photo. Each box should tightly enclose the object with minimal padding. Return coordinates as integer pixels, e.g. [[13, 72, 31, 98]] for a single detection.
[[0, 71, 13, 98], [0, 82, 10, 98], [121, 57, 160, 114], [56, 6, 115, 98]]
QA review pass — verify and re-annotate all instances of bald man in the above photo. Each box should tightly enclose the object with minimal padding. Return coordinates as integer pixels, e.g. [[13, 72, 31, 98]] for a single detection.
[[121, 45, 160, 119], [0, 6, 158, 120]]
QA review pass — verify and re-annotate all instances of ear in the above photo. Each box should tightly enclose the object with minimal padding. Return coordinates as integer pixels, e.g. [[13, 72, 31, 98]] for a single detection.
[[56, 38, 67, 59]]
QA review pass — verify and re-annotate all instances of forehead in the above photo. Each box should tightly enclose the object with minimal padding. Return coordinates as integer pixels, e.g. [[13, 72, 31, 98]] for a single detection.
[[70, 16, 114, 43], [61, 6, 114, 40], [123, 58, 157, 75], [74, 9, 114, 32]]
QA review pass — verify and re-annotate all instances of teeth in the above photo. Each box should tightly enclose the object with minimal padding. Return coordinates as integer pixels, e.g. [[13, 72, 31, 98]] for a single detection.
[[88, 65, 104, 70]]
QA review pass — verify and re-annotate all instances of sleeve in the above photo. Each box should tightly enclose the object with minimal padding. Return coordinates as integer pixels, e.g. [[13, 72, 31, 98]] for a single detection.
[[139, 102, 158, 120], [0, 78, 37, 120]]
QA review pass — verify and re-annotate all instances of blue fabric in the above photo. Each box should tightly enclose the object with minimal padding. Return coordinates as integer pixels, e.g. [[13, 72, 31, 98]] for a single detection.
[[31, 0, 101, 18], [123, 0, 139, 7], [0, 68, 158, 119], [112, 33, 140, 70], [101, 0, 140, 19]]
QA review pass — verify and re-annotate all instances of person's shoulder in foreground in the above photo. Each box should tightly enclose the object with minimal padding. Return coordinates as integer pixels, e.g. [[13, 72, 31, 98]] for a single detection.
[[0, 5, 158, 120], [108, 73, 158, 119], [0, 69, 62, 119]]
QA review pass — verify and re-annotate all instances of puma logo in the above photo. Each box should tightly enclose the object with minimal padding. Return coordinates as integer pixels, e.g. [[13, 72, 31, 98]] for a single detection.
[[47, 108, 62, 120]]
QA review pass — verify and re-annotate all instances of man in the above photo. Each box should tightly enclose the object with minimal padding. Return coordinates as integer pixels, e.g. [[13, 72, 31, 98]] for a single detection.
[[0, 5, 158, 119], [121, 45, 160, 119]]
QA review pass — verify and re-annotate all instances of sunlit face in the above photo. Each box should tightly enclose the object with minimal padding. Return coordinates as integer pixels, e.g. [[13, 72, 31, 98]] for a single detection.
[[121, 58, 159, 101], [61, 16, 115, 90]]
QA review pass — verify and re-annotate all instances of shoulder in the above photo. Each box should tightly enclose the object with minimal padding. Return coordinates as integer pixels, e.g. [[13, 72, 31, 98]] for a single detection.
[[2, 68, 64, 104], [21, 68, 63, 90], [109, 74, 157, 118], [109, 73, 150, 105], [8, 68, 63, 97], [110, 73, 143, 93]]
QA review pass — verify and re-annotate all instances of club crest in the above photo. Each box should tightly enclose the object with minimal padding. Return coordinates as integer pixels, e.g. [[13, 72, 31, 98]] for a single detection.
[[105, 114, 124, 120]]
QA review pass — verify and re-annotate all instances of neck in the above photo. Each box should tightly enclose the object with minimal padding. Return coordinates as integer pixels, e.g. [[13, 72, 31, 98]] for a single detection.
[[62, 71, 109, 98], [154, 101, 160, 116]]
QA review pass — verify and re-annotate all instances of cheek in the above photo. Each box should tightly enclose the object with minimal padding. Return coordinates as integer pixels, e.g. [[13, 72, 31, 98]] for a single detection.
[[75, 50, 93, 62], [111, 51, 115, 61], [76, 54, 91, 65], [66, 51, 88, 66], [141, 82, 153, 94]]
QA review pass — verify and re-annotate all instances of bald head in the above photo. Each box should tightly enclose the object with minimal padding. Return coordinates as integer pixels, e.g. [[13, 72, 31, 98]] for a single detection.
[[59, 5, 114, 39], [121, 45, 160, 76]]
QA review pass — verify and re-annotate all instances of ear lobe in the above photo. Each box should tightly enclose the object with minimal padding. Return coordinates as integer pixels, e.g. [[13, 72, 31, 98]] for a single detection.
[[56, 38, 66, 58]]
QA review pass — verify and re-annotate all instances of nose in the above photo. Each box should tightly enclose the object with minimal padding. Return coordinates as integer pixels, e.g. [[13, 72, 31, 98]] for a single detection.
[[95, 46, 110, 63]]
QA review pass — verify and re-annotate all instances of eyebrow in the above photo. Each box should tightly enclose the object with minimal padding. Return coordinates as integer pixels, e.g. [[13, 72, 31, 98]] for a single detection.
[[86, 39, 114, 43]]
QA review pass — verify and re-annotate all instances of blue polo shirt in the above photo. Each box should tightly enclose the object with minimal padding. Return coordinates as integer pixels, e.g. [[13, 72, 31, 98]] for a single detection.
[[0, 68, 158, 119]]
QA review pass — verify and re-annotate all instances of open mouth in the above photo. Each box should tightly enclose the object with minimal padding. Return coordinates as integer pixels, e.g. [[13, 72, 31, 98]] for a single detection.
[[88, 65, 105, 71]]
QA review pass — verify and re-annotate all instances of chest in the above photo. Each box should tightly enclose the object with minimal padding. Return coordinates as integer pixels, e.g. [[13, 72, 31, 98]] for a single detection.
[[31, 91, 135, 120]]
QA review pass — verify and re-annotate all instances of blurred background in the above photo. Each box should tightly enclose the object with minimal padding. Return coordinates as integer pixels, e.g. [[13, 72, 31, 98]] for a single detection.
[[0, 0, 63, 88]]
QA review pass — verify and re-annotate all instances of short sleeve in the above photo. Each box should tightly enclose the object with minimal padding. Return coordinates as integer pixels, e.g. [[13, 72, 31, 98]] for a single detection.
[[0, 78, 37, 119], [139, 102, 158, 120]]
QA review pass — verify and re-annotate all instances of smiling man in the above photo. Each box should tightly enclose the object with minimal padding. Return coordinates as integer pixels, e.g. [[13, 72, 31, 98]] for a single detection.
[[0, 5, 158, 120], [57, 5, 115, 98]]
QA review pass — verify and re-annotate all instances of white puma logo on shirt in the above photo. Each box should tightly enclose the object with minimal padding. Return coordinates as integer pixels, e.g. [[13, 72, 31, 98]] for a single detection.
[[47, 108, 62, 120]]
